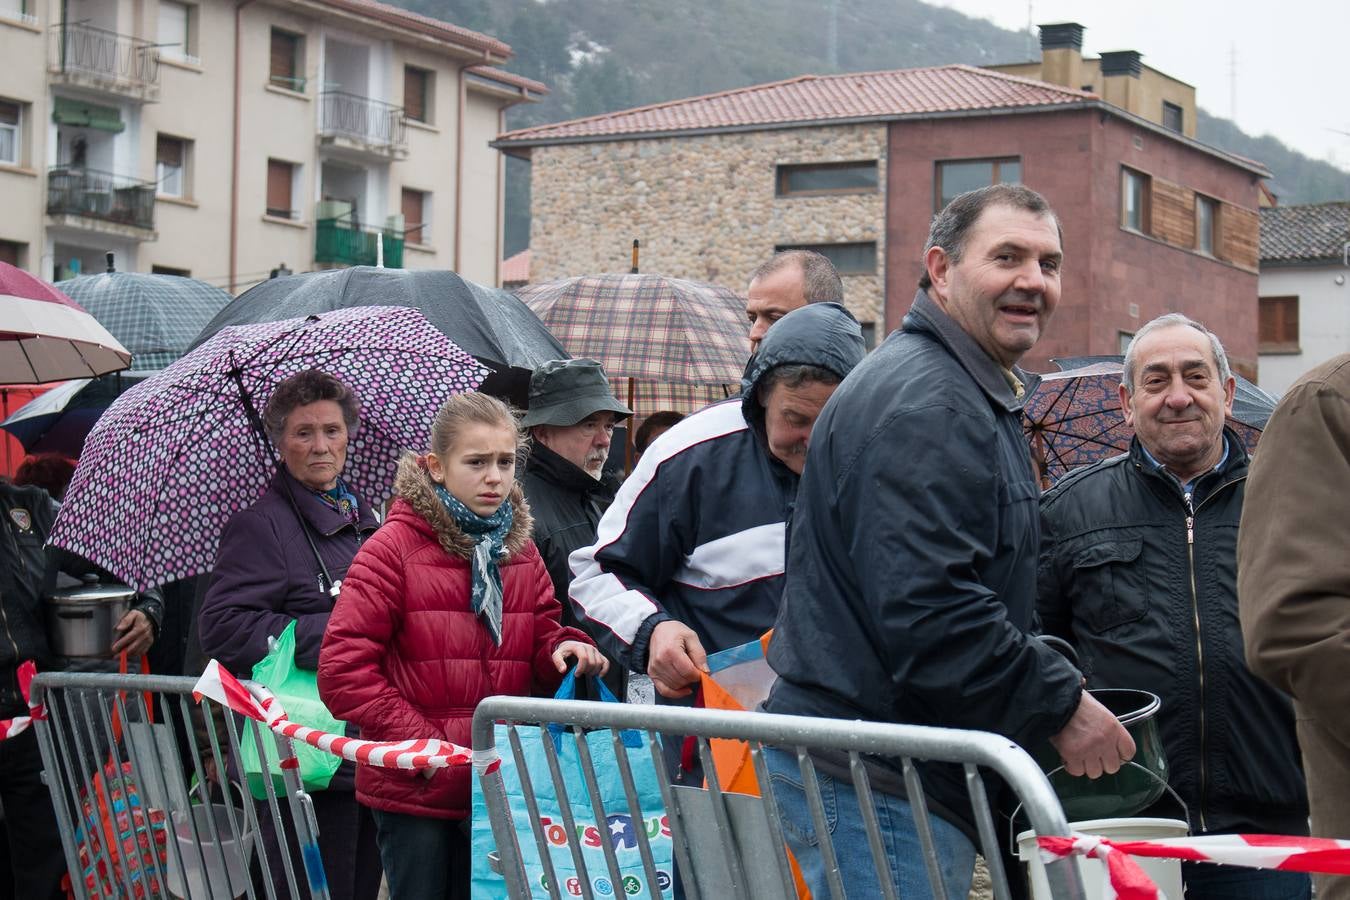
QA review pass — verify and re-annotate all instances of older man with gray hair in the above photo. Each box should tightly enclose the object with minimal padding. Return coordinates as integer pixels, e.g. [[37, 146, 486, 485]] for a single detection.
[[1037, 313, 1310, 900]]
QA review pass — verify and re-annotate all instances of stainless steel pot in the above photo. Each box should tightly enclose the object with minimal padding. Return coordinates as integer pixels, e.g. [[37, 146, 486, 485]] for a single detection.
[[45, 583, 137, 658]]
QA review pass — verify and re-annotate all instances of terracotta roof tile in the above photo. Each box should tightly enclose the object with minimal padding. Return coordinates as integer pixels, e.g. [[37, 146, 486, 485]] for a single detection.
[[496, 65, 1094, 144], [467, 65, 548, 96], [317, 0, 511, 57], [502, 249, 530, 284], [1261, 202, 1350, 263]]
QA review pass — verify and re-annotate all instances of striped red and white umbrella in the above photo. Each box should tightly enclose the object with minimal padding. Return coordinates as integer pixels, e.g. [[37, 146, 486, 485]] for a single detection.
[[0, 262, 131, 384]]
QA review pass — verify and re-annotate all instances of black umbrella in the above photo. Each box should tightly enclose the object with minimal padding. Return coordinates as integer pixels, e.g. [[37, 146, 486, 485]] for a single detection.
[[191, 266, 568, 406]]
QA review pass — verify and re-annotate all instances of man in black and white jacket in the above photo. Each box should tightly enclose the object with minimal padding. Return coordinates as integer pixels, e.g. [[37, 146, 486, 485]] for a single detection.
[[568, 302, 864, 701]]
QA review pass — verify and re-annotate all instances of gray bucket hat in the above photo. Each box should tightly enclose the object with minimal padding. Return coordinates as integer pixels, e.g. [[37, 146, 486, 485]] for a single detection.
[[519, 358, 633, 427]]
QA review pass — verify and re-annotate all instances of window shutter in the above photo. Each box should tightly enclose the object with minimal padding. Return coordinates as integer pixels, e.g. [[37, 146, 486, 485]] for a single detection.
[[401, 189, 423, 239], [404, 68, 426, 122], [156, 136, 183, 168], [267, 160, 292, 216], [270, 31, 296, 84]]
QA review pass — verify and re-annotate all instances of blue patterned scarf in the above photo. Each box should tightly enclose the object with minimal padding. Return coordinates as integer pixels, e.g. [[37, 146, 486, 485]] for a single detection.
[[313, 477, 360, 525], [434, 483, 512, 646]]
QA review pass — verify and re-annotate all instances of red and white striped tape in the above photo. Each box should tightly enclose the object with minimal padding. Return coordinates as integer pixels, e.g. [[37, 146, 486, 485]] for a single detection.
[[192, 660, 473, 771], [1038, 832, 1350, 900], [0, 660, 45, 741]]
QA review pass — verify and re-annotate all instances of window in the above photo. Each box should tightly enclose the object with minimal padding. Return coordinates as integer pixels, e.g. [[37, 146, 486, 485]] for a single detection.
[[1259, 296, 1299, 353], [401, 188, 430, 243], [404, 66, 432, 123], [1121, 167, 1151, 234], [269, 29, 304, 92], [157, 1, 197, 64], [777, 161, 878, 197], [156, 134, 190, 198], [1162, 101, 1183, 134], [151, 264, 190, 277], [0, 99, 20, 166], [935, 158, 1020, 210], [0, 0, 35, 26], [1118, 331, 1135, 355], [266, 158, 297, 219], [774, 241, 877, 275], [0, 240, 22, 267], [1195, 194, 1218, 256]]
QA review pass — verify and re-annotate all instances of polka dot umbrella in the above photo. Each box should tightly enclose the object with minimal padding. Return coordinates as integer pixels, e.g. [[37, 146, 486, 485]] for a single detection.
[[50, 306, 486, 591]]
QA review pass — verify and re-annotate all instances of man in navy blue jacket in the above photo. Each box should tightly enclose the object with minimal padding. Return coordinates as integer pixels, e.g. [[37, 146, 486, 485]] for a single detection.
[[765, 184, 1134, 898], [569, 303, 865, 701]]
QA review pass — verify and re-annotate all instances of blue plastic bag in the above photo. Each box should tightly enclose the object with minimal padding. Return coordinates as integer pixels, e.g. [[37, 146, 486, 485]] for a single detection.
[[471, 671, 672, 899]]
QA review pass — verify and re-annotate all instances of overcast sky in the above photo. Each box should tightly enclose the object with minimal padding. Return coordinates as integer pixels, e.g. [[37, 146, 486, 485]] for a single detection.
[[932, 0, 1350, 173]]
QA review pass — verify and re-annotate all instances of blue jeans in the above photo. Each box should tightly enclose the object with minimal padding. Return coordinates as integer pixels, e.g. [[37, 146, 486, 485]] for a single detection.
[[763, 747, 975, 899], [372, 809, 470, 900], [1183, 861, 1311, 900]]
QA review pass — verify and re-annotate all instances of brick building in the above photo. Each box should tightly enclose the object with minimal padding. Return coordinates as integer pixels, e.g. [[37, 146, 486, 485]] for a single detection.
[[495, 25, 1268, 373]]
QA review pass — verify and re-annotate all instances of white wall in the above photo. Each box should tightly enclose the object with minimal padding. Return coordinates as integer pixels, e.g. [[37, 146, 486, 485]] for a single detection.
[[1258, 264, 1350, 396]]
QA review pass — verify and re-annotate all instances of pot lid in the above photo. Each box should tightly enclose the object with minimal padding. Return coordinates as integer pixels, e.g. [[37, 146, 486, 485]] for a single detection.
[[47, 584, 136, 604]]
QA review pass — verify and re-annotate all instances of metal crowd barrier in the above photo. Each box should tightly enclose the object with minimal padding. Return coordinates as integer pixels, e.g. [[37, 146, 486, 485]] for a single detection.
[[473, 698, 1089, 900], [30, 671, 329, 900]]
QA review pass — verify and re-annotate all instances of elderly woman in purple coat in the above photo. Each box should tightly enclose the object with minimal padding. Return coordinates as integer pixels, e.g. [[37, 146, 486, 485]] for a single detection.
[[198, 369, 380, 900]]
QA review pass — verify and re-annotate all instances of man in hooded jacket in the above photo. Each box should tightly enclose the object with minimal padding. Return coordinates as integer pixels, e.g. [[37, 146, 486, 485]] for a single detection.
[[568, 302, 865, 703]]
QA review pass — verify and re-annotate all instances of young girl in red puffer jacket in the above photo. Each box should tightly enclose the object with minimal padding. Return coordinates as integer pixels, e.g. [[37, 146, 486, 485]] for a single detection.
[[319, 392, 607, 900]]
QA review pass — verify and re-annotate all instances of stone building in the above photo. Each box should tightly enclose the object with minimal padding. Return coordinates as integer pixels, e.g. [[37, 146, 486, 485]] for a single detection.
[[495, 25, 1268, 373], [0, 0, 542, 292]]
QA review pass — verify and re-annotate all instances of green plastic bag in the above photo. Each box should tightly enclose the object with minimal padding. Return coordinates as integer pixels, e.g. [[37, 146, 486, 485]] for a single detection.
[[238, 621, 345, 800]]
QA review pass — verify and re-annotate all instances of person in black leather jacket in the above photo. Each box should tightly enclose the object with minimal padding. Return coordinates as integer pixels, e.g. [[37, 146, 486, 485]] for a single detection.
[[1038, 314, 1309, 900], [0, 479, 163, 899]]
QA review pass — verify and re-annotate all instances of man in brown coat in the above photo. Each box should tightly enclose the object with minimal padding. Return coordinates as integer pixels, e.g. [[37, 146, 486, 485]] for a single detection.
[[1238, 354, 1350, 900]]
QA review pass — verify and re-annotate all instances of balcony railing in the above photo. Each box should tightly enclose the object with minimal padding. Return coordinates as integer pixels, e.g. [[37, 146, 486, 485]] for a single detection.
[[319, 91, 407, 153], [47, 166, 156, 231], [315, 217, 403, 268], [50, 22, 160, 91]]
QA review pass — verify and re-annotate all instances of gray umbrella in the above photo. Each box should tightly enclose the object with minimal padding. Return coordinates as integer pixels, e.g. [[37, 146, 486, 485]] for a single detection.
[[58, 262, 233, 375]]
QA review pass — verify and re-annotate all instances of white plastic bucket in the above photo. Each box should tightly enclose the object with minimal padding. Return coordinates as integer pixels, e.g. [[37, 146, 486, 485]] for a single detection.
[[166, 803, 256, 900], [1016, 817, 1188, 900]]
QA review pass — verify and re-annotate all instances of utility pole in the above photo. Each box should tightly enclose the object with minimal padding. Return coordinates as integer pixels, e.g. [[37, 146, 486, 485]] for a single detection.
[[1228, 42, 1238, 124], [1026, 1, 1034, 59]]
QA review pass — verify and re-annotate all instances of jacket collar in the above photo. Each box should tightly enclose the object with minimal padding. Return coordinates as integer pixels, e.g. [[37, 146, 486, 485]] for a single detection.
[[902, 289, 1041, 414], [526, 441, 618, 501], [1128, 426, 1249, 498], [392, 453, 534, 561], [272, 466, 378, 537]]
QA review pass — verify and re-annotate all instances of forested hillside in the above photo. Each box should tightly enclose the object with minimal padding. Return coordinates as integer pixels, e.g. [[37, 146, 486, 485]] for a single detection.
[[395, 0, 1350, 254]]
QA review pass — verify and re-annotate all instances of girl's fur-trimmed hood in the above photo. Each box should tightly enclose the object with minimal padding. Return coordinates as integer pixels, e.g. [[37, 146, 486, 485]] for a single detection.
[[392, 452, 534, 561]]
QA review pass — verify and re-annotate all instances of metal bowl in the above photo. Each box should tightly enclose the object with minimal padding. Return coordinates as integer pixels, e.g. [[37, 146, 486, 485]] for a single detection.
[[1032, 688, 1169, 822], [45, 583, 137, 658]]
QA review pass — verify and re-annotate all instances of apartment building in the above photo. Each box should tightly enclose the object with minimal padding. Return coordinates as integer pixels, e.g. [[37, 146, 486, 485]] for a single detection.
[[0, 0, 543, 292]]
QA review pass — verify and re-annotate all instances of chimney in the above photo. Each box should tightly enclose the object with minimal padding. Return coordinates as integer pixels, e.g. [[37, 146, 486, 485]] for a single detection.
[[1099, 51, 1143, 78], [1038, 23, 1085, 90], [1099, 50, 1144, 115]]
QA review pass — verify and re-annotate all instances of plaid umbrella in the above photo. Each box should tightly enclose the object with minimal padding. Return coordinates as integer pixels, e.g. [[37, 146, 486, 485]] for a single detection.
[[59, 271, 232, 374], [1024, 357, 1271, 487], [515, 273, 749, 421], [0, 262, 131, 384], [51, 306, 486, 591]]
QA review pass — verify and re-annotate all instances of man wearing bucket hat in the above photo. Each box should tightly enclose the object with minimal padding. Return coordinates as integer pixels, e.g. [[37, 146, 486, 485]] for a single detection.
[[520, 358, 632, 694], [1038, 314, 1310, 900]]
